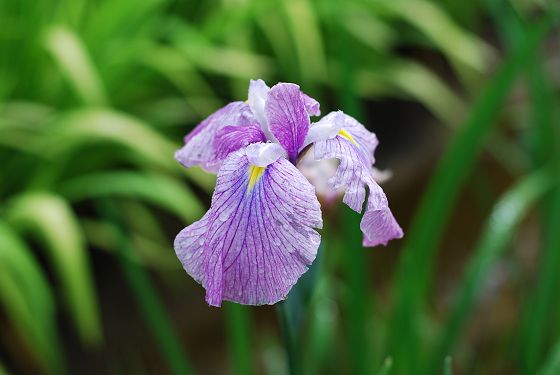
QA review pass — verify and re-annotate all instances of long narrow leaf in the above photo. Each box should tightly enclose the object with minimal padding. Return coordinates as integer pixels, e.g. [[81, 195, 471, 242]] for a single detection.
[[43, 109, 215, 192], [0, 271, 65, 374], [388, 16, 555, 373], [371, 0, 493, 73], [280, 0, 327, 83], [537, 340, 560, 375], [225, 303, 253, 375], [0, 222, 64, 374], [428, 168, 554, 372], [59, 171, 205, 223], [520, 49, 560, 375], [6, 192, 102, 346], [44, 25, 108, 106], [98, 201, 193, 375]]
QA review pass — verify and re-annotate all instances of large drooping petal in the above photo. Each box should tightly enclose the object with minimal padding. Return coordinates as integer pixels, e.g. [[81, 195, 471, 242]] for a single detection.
[[175, 143, 323, 306], [265, 83, 311, 163], [311, 112, 402, 246], [175, 102, 258, 173]]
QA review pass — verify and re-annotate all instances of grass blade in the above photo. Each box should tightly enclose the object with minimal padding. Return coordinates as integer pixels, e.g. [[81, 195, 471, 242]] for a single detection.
[[537, 340, 560, 375], [372, 0, 493, 73], [341, 206, 370, 375], [377, 357, 393, 375], [46, 109, 177, 171], [520, 58, 560, 374], [280, 0, 327, 83], [428, 168, 554, 373], [6, 192, 102, 346], [356, 60, 466, 126], [0, 222, 64, 374], [388, 15, 555, 373], [0, 272, 59, 374], [44, 25, 108, 106], [42, 109, 215, 191], [98, 201, 193, 375], [59, 171, 205, 223], [277, 301, 300, 375], [0, 222, 55, 319], [444, 357, 452, 375]]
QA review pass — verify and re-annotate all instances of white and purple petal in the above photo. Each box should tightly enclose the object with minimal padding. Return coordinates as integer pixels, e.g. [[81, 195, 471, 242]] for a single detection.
[[245, 142, 287, 167], [311, 112, 402, 246], [302, 93, 320, 117], [265, 83, 311, 163], [175, 102, 257, 173], [248, 79, 271, 138], [214, 124, 266, 161], [249, 79, 320, 135], [302, 110, 345, 150], [175, 143, 323, 306]]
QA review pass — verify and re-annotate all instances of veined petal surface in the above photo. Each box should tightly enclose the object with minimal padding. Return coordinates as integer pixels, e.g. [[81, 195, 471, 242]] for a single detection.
[[311, 112, 402, 246], [175, 102, 256, 173], [265, 83, 311, 163], [175, 144, 323, 306]]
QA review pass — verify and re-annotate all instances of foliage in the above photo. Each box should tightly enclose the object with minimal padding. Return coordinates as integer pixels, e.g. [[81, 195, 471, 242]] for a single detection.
[[0, 0, 558, 374]]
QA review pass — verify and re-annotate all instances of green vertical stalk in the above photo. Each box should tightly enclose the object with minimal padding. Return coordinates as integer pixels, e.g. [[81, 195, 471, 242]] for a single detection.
[[99, 201, 193, 375], [341, 206, 370, 375], [225, 303, 253, 375], [427, 169, 554, 374], [480, 3, 560, 373], [537, 340, 560, 375], [333, 3, 370, 373], [277, 301, 300, 375], [277, 239, 325, 375], [388, 16, 555, 374], [377, 357, 393, 375], [521, 58, 560, 374], [444, 357, 452, 375]]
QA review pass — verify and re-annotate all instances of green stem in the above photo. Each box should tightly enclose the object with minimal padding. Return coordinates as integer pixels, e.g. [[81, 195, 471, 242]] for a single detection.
[[277, 301, 300, 375], [342, 206, 370, 375], [225, 303, 253, 375]]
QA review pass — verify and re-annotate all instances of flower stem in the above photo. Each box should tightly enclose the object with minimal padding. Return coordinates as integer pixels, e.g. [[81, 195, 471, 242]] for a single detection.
[[225, 303, 253, 375], [277, 300, 300, 375]]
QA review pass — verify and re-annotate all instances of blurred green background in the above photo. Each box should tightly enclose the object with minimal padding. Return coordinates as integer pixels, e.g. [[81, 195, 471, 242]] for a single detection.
[[0, 0, 559, 374]]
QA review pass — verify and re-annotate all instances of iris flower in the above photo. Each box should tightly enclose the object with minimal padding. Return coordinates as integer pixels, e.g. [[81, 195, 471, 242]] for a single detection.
[[174, 80, 403, 306]]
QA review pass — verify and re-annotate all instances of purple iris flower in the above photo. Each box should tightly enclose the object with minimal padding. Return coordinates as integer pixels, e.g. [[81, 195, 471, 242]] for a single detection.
[[174, 79, 403, 306]]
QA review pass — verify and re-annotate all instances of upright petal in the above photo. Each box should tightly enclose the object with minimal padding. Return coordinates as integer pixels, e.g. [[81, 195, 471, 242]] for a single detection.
[[214, 124, 266, 161], [265, 83, 311, 163], [302, 93, 321, 117], [175, 102, 257, 173], [175, 143, 323, 306], [248, 79, 270, 132], [249, 79, 320, 135], [311, 112, 402, 247]]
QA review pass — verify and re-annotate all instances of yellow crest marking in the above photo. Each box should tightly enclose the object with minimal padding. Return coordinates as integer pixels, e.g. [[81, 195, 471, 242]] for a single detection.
[[247, 165, 266, 192], [338, 128, 358, 146]]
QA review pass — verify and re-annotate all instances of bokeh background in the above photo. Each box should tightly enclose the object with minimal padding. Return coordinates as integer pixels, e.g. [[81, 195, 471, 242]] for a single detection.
[[1, 0, 559, 374]]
